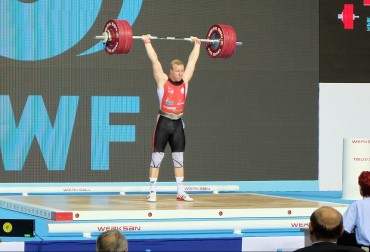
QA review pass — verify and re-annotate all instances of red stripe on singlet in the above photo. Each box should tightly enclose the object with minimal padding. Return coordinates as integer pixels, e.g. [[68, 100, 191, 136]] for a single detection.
[[151, 115, 160, 152]]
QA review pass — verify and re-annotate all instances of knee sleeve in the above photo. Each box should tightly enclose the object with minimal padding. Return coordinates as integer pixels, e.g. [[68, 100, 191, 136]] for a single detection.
[[172, 152, 184, 168], [150, 152, 164, 168]]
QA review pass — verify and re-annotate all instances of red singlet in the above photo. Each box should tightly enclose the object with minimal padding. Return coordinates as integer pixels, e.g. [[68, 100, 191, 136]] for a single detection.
[[157, 79, 187, 116]]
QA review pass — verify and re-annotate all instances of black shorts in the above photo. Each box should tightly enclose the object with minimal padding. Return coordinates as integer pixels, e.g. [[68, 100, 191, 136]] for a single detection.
[[152, 115, 185, 152]]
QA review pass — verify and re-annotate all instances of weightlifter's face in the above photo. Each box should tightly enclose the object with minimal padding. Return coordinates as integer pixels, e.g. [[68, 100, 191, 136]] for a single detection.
[[170, 64, 184, 82]]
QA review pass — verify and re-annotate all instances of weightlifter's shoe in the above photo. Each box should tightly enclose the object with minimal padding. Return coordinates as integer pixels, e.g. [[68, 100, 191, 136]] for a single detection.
[[147, 192, 157, 202], [176, 192, 193, 202]]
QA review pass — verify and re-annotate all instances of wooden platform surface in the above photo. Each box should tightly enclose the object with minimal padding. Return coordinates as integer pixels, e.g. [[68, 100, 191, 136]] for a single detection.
[[0, 193, 349, 222], [0, 193, 346, 211]]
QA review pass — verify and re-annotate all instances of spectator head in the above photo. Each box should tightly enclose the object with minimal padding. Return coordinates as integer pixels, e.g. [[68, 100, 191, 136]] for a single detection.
[[96, 230, 128, 252], [359, 171, 370, 197], [309, 206, 343, 242]]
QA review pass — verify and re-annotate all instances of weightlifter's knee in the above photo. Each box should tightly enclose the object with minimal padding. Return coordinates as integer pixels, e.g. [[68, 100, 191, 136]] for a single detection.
[[150, 152, 164, 168], [172, 152, 184, 168]]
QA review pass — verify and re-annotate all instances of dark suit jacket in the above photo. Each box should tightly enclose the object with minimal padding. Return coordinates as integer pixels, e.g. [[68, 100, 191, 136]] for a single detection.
[[293, 241, 365, 252]]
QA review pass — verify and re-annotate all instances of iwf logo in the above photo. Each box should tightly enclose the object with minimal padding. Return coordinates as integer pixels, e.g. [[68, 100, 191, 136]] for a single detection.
[[0, 0, 143, 61]]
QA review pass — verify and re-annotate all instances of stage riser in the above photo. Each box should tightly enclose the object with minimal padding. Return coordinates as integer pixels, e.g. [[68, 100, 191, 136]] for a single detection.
[[0, 235, 305, 252]]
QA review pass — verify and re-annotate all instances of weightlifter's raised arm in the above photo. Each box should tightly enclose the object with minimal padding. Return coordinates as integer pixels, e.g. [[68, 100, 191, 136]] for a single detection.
[[183, 36, 201, 84], [142, 34, 167, 88]]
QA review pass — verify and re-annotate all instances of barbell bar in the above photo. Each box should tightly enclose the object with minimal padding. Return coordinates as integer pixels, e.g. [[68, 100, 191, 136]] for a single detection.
[[95, 34, 220, 44], [94, 20, 242, 58]]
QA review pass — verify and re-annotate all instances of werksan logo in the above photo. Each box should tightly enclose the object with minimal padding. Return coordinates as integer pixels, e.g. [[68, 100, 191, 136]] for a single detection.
[[0, 0, 142, 61]]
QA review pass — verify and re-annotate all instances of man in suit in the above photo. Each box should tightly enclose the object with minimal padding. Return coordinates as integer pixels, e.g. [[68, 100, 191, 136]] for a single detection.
[[294, 206, 365, 252]]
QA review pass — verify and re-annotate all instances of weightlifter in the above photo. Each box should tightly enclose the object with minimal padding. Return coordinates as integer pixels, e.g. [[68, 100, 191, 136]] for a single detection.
[[142, 34, 201, 202]]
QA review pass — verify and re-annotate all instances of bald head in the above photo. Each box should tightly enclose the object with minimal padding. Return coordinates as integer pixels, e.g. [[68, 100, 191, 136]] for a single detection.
[[309, 206, 343, 242], [96, 230, 128, 252]]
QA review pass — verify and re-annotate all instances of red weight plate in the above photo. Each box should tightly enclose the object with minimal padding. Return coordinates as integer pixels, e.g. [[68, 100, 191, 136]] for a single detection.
[[220, 25, 235, 58], [206, 24, 237, 58], [102, 20, 133, 54], [343, 5, 349, 29], [343, 4, 354, 30], [346, 4, 354, 29], [216, 25, 236, 58], [206, 24, 225, 58], [225, 25, 237, 58], [115, 20, 126, 54], [218, 25, 229, 58], [122, 21, 133, 54], [116, 20, 133, 54], [103, 20, 120, 54]]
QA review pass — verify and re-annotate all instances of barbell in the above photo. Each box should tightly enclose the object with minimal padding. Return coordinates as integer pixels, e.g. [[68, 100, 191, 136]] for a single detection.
[[337, 4, 358, 30], [94, 20, 242, 58]]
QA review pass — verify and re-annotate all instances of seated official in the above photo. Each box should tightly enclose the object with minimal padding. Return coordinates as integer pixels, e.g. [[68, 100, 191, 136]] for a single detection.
[[293, 206, 365, 252], [339, 171, 370, 252]]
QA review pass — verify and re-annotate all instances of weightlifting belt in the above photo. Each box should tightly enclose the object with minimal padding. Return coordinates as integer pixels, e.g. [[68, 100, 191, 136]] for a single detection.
[[159, 110, 183, 120]]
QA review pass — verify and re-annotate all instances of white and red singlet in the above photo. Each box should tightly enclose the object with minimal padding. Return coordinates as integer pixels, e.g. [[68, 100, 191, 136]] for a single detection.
[[152, 79, 187, 152], [157, 79, 187, 118]]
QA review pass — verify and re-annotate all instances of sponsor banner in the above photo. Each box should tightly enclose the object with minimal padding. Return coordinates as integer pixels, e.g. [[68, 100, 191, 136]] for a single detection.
[[48, 219, 311, 234], [0, 185, 238, 194], [342, 138, 370, 199]]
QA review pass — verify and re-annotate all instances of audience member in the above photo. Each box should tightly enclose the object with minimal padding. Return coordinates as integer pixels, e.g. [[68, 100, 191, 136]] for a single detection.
[[338, 171, 370, 252], [96, 230, 128, 252], [293, 206, 365, 252]]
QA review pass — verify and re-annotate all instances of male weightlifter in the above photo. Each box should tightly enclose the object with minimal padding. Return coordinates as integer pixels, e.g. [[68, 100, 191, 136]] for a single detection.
[[142, 34, 201, 202]]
